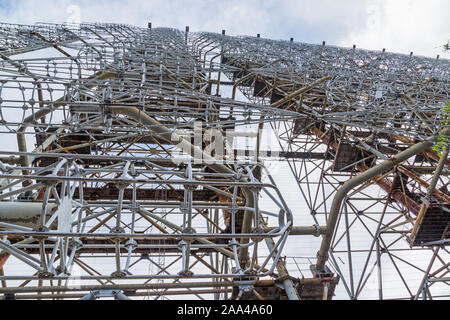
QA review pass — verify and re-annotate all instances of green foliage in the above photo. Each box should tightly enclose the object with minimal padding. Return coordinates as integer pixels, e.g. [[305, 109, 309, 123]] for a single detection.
[[433, 42, 450, 156], [433, 102, 450, 156], [442, 102, 450, 126]]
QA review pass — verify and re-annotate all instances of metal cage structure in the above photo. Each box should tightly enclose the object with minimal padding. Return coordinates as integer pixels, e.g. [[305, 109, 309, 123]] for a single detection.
[[0, 22, 448, 300]]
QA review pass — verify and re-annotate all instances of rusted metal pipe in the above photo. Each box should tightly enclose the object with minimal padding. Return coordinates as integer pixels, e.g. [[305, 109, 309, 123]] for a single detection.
[[0, 252, 9, 269], [316, 127, 450, 272], [311, 126, 423, 216], [265, 226, 327, 236], [391, 134, 450, 166]]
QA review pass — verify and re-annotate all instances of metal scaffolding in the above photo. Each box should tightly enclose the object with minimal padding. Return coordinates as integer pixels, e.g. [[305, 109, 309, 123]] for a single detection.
[[0, 22, 448, 300]]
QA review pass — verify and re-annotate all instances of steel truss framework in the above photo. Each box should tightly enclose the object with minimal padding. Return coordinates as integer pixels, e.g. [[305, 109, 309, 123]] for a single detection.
[[0, 22, 448, 300], [193, 31, 450, 300]]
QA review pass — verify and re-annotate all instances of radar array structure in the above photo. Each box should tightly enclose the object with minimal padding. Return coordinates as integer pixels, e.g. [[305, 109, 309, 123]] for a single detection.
[[0, 22, 448, 300]]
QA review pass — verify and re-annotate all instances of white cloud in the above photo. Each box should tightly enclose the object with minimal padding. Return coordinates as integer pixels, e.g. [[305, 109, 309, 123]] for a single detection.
[[341, 0, 450, 57], [0, 0, 448, 57]]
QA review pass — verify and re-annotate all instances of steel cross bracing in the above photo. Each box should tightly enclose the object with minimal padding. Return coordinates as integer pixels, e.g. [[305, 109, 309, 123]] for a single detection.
[[0, 22, 448, 300], [0, 23, 303, 301], [194, 31, 450, 300]]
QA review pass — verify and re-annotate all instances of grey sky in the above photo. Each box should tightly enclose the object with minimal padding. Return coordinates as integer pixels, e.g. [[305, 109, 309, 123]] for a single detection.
[[0, 0, 448, 58]]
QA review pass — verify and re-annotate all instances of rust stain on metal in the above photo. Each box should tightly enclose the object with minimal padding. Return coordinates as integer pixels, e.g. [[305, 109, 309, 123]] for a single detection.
[[0, 252, 10, 269]]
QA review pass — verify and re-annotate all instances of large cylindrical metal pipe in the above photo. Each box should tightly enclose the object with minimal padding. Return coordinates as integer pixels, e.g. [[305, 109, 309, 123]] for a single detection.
[[0, 202, 57, 228], [316, 127, 450, 271]]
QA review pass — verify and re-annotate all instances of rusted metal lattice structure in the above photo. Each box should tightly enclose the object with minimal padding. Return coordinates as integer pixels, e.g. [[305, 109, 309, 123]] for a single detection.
[[0, 22, 448, 300]]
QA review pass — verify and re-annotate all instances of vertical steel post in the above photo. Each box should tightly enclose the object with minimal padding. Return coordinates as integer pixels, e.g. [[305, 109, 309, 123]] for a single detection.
[[376, 235, 383, 300]]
